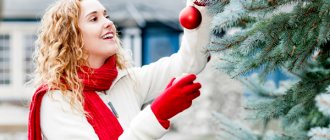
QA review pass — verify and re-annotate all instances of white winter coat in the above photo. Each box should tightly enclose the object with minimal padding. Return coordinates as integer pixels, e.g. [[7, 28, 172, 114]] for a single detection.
[[40, 6, 211, 140]]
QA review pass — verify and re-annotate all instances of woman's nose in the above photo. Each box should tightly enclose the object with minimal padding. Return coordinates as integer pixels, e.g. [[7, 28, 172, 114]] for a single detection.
[[104, 19, 114, 29]]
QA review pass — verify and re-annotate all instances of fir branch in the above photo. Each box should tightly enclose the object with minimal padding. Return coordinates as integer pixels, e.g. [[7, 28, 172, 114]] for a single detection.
[[306, 109, 330, 129], [240, 0, 298, 11], [211, 0, 248, 31], [206, 0, 230, 15], [245, 58, 330, 131], [308, 127, 330, 140], [212, 112, 258, 140], [210, 0, 329, 77], [209, 32, 249, 51], [283, 103, 306, 125], [315, 94, 330, 116], [209, 0, 330, 139]]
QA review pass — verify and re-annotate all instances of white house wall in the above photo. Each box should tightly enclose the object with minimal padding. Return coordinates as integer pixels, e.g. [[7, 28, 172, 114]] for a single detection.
[[0, 22, 38, 101], [122, 27, 142, 67], [0, 22, 143, 100], [0, 21, 143, 139]]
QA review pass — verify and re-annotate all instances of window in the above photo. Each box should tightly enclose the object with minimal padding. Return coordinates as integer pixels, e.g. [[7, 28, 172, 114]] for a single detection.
[[24, 34, 37, 83], [0, 34, 11, 85]]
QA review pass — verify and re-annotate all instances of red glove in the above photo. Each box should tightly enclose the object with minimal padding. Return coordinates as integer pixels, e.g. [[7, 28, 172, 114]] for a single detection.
[[151, 74, 201, 129]]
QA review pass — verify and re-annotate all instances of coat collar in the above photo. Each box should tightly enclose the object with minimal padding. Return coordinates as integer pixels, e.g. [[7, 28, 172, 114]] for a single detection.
[[109, 67, 129, 90]]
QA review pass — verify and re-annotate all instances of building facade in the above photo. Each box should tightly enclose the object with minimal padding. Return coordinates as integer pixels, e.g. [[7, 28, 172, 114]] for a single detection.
[[0, 0, 184, 139]]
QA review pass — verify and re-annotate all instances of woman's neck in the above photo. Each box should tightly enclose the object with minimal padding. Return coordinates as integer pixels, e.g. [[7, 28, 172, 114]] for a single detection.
[[87, 55, 107, 68]]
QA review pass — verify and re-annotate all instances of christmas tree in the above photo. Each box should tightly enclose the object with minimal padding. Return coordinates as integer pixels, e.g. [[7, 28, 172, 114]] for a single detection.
[[199, 0, 330, 139]]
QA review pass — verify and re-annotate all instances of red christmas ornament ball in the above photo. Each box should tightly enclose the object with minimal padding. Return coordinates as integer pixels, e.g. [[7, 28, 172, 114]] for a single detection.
[[179, 6, 202, 29]]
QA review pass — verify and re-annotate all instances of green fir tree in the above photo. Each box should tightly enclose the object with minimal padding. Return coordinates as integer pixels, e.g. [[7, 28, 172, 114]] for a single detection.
[[200, 0, 330, 139]]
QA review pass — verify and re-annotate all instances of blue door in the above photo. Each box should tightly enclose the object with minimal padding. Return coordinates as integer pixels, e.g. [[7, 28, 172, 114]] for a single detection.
[[142, 27, 180, 65]]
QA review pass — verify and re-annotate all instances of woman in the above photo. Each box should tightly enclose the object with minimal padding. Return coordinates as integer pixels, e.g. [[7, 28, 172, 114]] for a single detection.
[[28, 0, 211, 139]]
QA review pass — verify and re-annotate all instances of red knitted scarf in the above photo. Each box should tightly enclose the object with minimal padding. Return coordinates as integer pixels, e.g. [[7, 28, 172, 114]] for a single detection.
[[28, 56, 123, 140]]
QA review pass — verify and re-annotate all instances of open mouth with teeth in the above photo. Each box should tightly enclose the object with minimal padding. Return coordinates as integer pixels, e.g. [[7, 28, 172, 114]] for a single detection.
[[102, 33, 114, 40]]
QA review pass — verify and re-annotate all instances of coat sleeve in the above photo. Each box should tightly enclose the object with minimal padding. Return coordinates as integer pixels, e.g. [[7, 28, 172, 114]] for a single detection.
[[41, 91, 167, 140], [118, 105, 168, 140], [130, 5, 211, 104]]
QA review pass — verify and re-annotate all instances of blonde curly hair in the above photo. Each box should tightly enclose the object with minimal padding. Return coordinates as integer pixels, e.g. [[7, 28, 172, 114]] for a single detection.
[[33, 0, 129, 113]]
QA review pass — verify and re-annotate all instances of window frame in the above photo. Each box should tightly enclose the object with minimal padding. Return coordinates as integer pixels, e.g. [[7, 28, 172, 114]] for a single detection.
[[0, 33, 11, 86], [0, 22, 38, 101]]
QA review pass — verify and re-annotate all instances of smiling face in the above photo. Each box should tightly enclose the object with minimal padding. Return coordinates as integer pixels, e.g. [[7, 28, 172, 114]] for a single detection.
[[78, 0, 118, 68]]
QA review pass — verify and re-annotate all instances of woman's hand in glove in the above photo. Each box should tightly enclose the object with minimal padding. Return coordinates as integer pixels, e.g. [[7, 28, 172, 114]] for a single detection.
[[151, 74, 201, 129]]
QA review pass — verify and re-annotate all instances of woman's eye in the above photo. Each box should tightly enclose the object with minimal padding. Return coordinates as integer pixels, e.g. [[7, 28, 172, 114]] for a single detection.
[[105, 15, 110, 19], [90, 17, 97, 22]]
